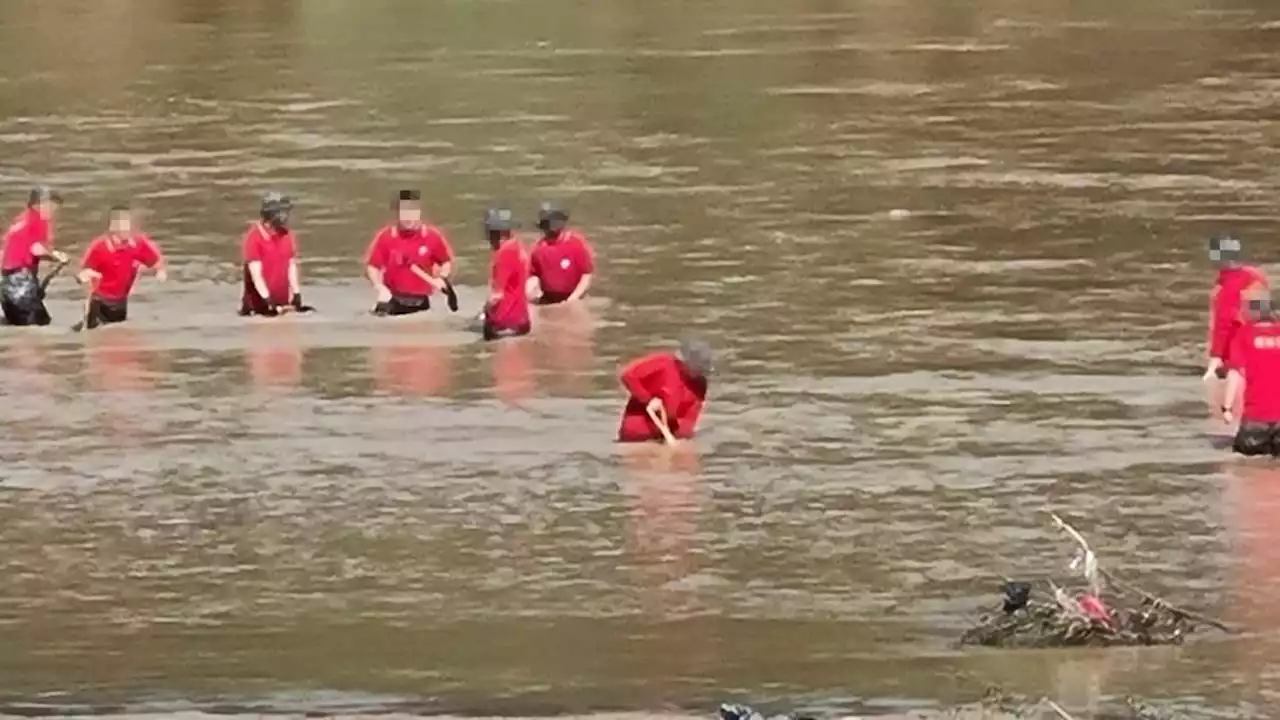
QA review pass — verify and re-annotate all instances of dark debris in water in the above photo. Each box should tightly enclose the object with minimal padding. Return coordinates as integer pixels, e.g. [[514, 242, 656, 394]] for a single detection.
[[960, 513, 1233, 649], [959, 580, 1198, 649], [720, 689, 1189, 720]]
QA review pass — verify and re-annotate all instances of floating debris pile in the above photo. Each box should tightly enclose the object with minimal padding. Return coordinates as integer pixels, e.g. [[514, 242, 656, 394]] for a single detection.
[[960, 513, 1233, 649]]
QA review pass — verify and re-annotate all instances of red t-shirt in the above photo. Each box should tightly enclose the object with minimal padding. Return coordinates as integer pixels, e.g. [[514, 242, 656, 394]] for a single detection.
[[1211, 265, 1269, 361], [530, 230, 594, 300], [1, 209, 52, 272], [80, 233, 162, 302], [617, 351, 708, 442], [488, 238, 531, 330], [241, 223, 296, 304], [364, 224, 454, 297], [1228, 320, 1280, 422]]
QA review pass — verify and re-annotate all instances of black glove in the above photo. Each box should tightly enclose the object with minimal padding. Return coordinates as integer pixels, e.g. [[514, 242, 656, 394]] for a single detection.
[[443, 281, 459, 312], [291, 293, 315, 313]]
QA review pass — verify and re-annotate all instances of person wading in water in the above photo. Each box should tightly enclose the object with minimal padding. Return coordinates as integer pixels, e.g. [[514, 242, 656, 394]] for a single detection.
[[240, 192, 313, 317], [1223, 295, 1280, 456], [364, 189, 458, 317], [616, 338, 712, 445], [527, 202, 595, 305], [473, 207, 531, 341], [1204, 234, 1268, 416], [1, 186, 67, 326], [73, 205, 167, 332]]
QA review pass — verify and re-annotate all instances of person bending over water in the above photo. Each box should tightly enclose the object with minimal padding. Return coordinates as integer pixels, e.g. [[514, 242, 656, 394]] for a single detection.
[[472, 208, 531, 341], [1, 186, 67, 326], [240, 192, 313, 317], [527, 202, 594, 305], [1204, 234, 1268, 382], [1223, 295, 1280, 457], [365, 189, 458, 316], [617, 338, 711, 445], [73, 206, 166, 331]]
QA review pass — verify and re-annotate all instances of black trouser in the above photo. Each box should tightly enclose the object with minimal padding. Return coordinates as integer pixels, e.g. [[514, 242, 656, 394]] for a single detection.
[[536, 290, 571, 305], [0, 268, 50, 326], [1234, 421, 1280, 457], [483, 319, 531, 342], [373, 295, 430, 316], [470, 309, 531, 341], [84, 297, 128, 330]]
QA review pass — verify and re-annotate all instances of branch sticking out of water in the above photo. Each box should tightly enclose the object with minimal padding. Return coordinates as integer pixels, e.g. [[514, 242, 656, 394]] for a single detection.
[[1099, 568, 1235, 635], [1049, 511, 1099, 595], [1042, 699, 1078, 720], [1048, 510, 1235, 635]]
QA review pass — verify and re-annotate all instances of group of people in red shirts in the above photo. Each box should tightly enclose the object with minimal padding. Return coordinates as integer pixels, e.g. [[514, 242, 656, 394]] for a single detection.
[[0, 186, 713, 446]]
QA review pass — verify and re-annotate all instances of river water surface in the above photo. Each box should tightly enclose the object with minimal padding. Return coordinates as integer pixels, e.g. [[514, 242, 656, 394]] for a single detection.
[[0, 0, 1279, 717]]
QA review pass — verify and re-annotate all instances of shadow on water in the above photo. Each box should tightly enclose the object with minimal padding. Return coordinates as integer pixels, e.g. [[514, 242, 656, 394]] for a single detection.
[[0, 0, 1278, 716]]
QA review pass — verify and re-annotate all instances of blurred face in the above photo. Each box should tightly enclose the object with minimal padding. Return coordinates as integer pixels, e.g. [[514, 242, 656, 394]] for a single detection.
[[37, 200, 58, 221], [109, 210, 132, 235], [397, 202, 422, 228]]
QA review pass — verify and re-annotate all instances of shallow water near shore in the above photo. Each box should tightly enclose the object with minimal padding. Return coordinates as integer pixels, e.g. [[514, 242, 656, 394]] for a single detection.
[[0, 0, 1279, 717]]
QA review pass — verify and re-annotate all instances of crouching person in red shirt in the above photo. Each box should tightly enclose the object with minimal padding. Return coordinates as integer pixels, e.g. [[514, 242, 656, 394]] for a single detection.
[[471, 208, 531, 341], [617, 339, 712, 445], [366, 190, 458, 316], [240, 192, 313, 317], [73, 206, 166, 332], [1223, 295, 1280, 456]]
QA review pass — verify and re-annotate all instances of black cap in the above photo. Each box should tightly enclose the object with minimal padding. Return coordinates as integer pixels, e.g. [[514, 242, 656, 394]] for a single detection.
[[538, 201, 568, 224], [678, 337, 713, 376], [1209, 234, 1242, 262], [396, 189, 422, 205], [261, 191, 292, 210], [28, 185, 62, 207], [484, 208, 514, 232]]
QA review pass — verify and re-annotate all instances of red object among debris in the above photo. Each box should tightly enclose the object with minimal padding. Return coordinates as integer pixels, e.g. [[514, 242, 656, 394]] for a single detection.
[[1078, 593, 1114, 627]]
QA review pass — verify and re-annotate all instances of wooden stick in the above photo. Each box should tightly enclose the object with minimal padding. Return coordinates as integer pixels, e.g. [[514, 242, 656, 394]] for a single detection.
[[1043, 699, 1078, 720], [1099, 568, 1234, 634], [646, 403, 678, 446]]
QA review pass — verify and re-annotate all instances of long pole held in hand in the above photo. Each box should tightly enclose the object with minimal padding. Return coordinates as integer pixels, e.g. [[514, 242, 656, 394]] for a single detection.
[[646, 403, 678, 446]]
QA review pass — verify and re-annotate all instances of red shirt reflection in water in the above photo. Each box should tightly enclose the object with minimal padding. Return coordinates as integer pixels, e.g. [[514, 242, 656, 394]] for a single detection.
[[370, 345, 453, 396], [247, 324, 302, 388], [492, 337, 534, 404], [87, 329, 151, 392], [617, 345, 710, 443]]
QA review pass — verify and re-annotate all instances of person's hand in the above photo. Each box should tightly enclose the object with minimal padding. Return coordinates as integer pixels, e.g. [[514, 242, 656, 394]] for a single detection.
[[51, 250, 69, 264], [1222, 406, 1234, 425], [1203, 357, 1223, 382], [155, 268, 168, 283], [376, 285, 392, 303], [646, 397, 664, 416]]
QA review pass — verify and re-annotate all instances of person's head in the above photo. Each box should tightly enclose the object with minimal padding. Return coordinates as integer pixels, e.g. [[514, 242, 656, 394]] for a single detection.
[[394, 189, 422, 232], [537, 201, 569, 238], [1248, 294, 1276, 323], [27, 185, 62, 220], [260, 191, 293, 232], [1209, 233, 1242, 266], [484, 207, 514, 250], [108, 205, 132, 235], [677, 337, 713, 379]]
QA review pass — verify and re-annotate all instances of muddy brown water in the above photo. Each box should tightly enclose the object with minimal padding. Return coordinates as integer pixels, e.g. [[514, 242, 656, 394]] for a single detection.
[[0, 0, 1279, 717]]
